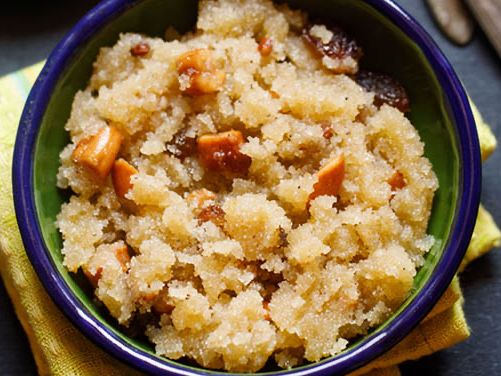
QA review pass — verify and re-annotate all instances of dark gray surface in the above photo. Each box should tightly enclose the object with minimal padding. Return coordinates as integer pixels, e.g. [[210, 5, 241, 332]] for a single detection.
[[0, 1, 499, 375]]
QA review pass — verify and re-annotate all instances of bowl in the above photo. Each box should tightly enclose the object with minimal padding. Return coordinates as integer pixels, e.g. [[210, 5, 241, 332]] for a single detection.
[[12, 0, 481, 375]]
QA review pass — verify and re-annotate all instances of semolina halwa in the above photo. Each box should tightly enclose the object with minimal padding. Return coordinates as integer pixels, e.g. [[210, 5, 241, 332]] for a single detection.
[[56, 0, 438, 372]]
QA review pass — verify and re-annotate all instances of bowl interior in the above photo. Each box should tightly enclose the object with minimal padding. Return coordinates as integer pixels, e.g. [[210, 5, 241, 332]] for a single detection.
[[33, 0, 458, 373]]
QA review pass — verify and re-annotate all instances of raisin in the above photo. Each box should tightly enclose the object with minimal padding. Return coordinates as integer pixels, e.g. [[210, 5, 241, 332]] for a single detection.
[[197, 131, 252, 175], [303, 25, 363, 63], [198, 205, 225, 227], [355, 70, 410, 112], [130, 42, 150, 57], [169, 131, 197, 160]]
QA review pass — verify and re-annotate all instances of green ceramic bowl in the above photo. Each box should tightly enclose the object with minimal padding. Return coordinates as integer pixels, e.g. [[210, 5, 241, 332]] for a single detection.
[[13, 0, 481, 375]]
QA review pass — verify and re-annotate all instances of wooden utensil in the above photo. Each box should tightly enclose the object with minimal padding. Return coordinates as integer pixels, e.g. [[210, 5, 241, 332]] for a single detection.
[[426, 0, 475, 45], [464, 0, 501, 58]]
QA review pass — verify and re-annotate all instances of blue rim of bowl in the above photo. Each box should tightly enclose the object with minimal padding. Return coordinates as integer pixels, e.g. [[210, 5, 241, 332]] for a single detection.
[[12, 0, 481, 375]]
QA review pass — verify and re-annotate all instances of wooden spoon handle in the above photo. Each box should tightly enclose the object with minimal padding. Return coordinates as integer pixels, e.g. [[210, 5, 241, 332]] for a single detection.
[[464, 0, 501, 58], [426, 0, 475, 45]]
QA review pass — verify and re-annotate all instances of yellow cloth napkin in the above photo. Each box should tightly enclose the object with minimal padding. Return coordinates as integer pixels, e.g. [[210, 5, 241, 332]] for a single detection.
[[0, 63, 499, 376]]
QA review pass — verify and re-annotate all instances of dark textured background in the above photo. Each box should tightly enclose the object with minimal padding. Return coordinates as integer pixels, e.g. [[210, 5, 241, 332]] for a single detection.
[[1, 1, 500, 375]]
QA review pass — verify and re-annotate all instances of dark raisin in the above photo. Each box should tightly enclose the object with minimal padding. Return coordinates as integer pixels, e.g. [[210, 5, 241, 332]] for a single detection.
[[198, 205, 225, 227], [303, 25, 363, 67], [211, 147, 252, 175], [355, 70, 410, 112], [130, 42, 150, 57], [169, 131, 197, 160], [197, 131, 252, 176]]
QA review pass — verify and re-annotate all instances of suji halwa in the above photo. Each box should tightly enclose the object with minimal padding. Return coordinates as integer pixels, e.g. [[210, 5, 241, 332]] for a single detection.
[[56, 0, 438, 371]]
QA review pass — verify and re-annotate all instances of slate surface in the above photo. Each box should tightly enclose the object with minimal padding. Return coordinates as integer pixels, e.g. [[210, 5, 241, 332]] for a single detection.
[[0, 1, 499, 375]]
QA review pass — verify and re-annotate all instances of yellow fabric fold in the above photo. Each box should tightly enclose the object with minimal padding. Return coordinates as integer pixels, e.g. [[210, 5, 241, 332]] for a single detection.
[[460, 204, 501, 271], [354, 291, 468, 376], [0, 63, 499, 376], [471, 101, 497, 161]]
